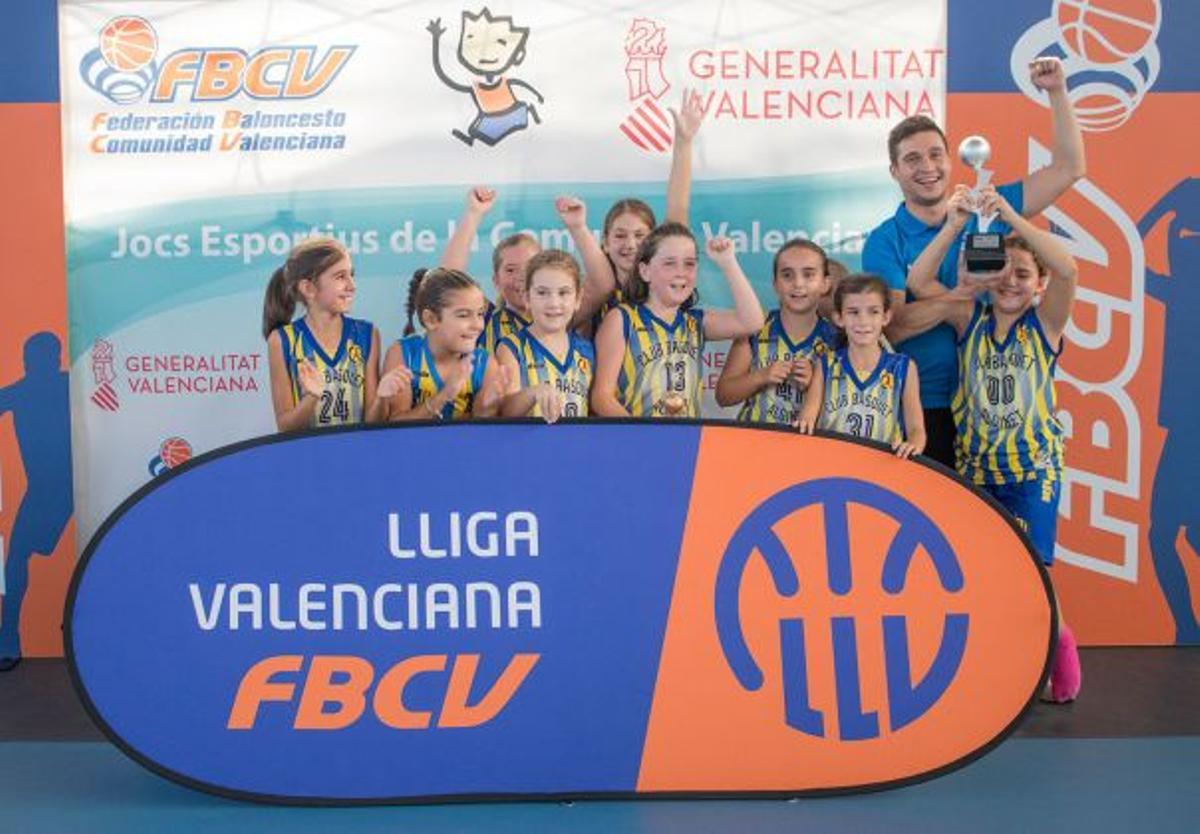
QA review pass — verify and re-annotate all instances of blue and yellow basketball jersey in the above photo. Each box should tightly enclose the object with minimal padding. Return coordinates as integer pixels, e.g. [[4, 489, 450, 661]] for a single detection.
[[738, 311, 838, 425], [277, 316, 373, 427], [614, 303, 706, 418], [479, 304, 530, 354], [498, 329, 595, 418], [400, 334, 489, 420], [818, 348, 909, 444], [590, 284, 629, 336], [953, 303, 1064, 485]]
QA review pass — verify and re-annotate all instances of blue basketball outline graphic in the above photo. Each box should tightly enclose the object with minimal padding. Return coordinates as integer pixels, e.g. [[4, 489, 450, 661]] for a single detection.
[[715, 477, 969, 740]]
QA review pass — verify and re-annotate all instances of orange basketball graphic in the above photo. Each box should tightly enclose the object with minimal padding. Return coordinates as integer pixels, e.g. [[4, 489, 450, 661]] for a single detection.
[[99, 16, 158, 72], [159, 437, 193, 469], [1055, 0, 1160, 65]]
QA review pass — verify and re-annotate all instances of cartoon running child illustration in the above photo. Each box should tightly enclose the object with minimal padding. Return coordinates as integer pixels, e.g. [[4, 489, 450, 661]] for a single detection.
[[427, 8, 545, 147]]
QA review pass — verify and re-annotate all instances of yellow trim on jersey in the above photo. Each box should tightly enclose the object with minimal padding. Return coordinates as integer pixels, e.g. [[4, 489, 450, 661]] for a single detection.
[[503, 330, 594, 418]]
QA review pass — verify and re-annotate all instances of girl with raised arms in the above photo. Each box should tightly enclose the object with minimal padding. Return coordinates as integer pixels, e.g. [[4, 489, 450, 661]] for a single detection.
[[379, 267, 506, 420], [796, 274, 926, 459], [263, 236, 407, 431], [906, 185, 1081, 702], [495, 249, 594, 422], [716, 239, 838, 424], [591, 223, 765, 418]]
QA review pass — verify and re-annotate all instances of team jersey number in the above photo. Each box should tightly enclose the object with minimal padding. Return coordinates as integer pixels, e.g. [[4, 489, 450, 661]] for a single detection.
[[986, 374, 1016, 407], [845, 412, 876, 438], [664, 359, 689, 393], [319, 388, 350, 424]]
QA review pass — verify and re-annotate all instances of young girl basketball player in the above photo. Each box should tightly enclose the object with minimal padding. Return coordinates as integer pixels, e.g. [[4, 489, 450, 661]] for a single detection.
[[262, 236, 407, 431], [380, 267, 506, 420], [591, 224, 765, 418], [716, 239, 838, 425], [796, 274, 926, 459], [907, 186, 1082, 702], [496, 250, 594, 422]]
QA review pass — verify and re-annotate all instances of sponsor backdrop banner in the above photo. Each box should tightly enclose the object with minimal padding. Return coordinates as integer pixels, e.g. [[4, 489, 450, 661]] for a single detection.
[[58, 0, 947, 542], [70, 423, 1053, 801]]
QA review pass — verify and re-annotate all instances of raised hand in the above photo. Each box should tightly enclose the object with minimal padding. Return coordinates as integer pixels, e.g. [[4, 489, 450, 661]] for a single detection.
[[377, 365, 412, 400], [426, 18, 446, 38], [669, 87, 706, 142], [976, 185, 1016, 224], [1029, 56, 1066, 93], [706, 235, 739, 270], [554, 196, 587, 230], [947, 183, 975, 230], [467, 186, 497, 216]]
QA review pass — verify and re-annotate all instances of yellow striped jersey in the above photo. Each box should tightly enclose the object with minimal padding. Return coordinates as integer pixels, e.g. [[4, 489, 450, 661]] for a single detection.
[[400, 334, 489, 420], [818, 348, 910, 445], [498, 329, 595, 418], [479, 304, 531, 354], [737, 311, 838, 425], [614, 303, 706, 418], [952, 303, 1063, 484], [590, 283, 629, 336], [277, 315, 373, 427]]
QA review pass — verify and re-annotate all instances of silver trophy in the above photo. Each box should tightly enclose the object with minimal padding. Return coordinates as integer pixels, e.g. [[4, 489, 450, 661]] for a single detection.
[[958, 135, 1006, 272]]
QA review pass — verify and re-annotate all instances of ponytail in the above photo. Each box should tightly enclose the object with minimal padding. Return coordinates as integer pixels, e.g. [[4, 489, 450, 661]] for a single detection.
[[404, 268, 428, 336], [261, 267, 294, 339], [260, 236, 349, 339]]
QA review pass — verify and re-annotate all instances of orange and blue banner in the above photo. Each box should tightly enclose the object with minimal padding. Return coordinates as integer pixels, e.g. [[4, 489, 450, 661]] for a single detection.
[[68, 423, 1052, 801]]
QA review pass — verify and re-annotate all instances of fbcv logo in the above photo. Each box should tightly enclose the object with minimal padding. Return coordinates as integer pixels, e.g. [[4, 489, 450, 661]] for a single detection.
[[80, 16, 355, 105], [715, 478, 968, 741]]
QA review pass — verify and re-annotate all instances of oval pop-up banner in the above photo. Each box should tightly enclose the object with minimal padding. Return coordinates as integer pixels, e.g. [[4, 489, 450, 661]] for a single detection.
[[67, 422, 1054, 804]]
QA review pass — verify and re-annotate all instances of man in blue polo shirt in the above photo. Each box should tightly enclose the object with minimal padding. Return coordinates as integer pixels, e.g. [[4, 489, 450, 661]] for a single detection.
[[863, 57, 1084, 468]]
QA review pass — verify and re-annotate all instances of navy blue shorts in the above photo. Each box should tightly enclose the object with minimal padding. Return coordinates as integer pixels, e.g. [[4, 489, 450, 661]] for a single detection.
[[983, 474, 1061, 565]]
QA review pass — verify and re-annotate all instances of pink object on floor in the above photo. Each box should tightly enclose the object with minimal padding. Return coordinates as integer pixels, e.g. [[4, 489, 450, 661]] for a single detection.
[[1050, 623, 1082, 703]]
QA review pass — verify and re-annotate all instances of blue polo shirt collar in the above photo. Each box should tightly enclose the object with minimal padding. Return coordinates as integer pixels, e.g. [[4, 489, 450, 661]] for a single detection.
[[896, 201, 944, 236]]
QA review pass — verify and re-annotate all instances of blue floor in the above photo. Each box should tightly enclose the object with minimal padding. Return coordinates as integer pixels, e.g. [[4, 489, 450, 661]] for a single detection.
[[3, 738, 1199, 833]]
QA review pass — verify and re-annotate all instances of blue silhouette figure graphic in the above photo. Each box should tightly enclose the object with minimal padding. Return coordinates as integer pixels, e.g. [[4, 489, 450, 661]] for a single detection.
[[0, 332, 73, 670], [1140, 178, 1200, 644]]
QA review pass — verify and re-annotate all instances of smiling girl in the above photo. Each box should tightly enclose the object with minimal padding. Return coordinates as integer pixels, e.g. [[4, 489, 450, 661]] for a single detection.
[[496, 249, 594, 422], [381, 267, 506, 420], [591, 223, 764, 418], [263, 237, 404, 431]]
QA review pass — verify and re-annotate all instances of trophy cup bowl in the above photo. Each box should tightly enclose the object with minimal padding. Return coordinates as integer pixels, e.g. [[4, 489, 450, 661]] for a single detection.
[[957, 135, 1006, 272]]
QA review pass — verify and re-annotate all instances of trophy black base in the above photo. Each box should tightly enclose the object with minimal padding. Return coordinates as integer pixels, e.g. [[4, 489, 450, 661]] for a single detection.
[[964, 232, 1007, 272]]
